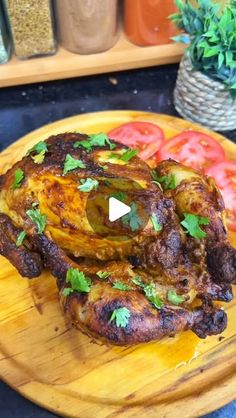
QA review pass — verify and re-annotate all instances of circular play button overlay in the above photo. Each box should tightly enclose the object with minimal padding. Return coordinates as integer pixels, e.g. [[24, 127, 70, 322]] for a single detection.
[[86, 176, 151, 241]]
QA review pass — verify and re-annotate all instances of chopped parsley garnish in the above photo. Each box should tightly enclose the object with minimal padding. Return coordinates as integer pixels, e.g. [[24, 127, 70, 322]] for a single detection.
[[11, 168, 24, 190], [143, 283, 163, 310], [150, 213, 162, 232], [73, 140, 93, 152], [181, 213, 210, 239], [73, 132, 116, 151], [31, 150, 46, 164], [109, 148, 138, 163], [112, 281, 132, 291], [120, 148, 138, 162], [131, 276, 143, 286], [167, 290, 185, 305], [26, 204, 47, 234], [62, 287, 74, 297], [110, 191, 127, 202], [27, 141, 48, 155], [121, 202, 142, 232], [132, 277, 163, 310], [28, 141, 48, 164], [151, 171, 177, 190], [96, 271, 111, 280], [64, 268, 91, 294], [63, 154, 86, 175], [78, 178, 99, 192], [109, 307, 130, 328], [16, 230, 26, 247]]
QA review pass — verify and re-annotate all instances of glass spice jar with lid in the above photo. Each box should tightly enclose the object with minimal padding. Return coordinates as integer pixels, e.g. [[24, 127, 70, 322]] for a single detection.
[[0, 2, 11, 64], [54, 0, 119, 55], [3, 0, 56, 59], [124, 0, 179, 46]]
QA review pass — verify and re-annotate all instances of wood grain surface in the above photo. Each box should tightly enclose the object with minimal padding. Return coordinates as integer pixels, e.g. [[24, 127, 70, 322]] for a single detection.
[[0, 111, 235, 418]]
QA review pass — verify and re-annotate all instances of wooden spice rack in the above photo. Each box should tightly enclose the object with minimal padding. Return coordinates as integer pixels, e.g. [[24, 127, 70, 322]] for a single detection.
[[0, 33, 185, 88]]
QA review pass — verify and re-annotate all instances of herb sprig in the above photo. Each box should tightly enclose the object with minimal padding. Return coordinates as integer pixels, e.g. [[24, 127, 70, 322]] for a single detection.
[[63, 154, 86, 175], [26, 204, 47, 234], [11, 168, 24, 190], [151, 171, 177, 190], [16, 230, 26, 247], [78, 178, 99, 192], [121, 202, 142, 232], [181, 213, 209, 239], [109, 307, 131, 328], [73, 132, 116, 152], [132, 276, 163, 310], [63, 268, 91, 296], [167, 289, 185, 305]]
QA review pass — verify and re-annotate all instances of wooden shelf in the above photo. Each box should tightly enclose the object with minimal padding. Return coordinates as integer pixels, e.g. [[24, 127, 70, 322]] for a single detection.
[[0, 33, 185, 88]]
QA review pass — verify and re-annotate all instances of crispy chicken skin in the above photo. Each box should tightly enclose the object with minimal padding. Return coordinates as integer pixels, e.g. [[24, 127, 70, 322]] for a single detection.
[[0, 133, 235, 345]]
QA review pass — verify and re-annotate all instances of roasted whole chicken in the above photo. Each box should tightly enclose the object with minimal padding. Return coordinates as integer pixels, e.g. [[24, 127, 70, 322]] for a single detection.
[[0, 132, 235, 345]]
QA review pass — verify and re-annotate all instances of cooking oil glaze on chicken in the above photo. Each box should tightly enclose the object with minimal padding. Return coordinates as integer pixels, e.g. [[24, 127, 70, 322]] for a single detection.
[[0, 133, 235, 345]]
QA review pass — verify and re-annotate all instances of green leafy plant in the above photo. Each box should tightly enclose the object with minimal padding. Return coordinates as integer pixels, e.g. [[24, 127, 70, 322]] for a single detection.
[[171, 0, 236, 98]]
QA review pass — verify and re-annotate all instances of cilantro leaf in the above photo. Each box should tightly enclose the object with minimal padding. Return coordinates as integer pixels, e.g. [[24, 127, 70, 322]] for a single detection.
[[73, 133, 116, 152], [62, 287, 74, 297], [121, 202, 142, 232], [120, 149, 138, 162], [131, 276, 144, 287], [181, 213, 210, 239], [132, 277, 163, 310], [11, 168, 24, 190], [151, 171, 176, 190], [16, 230, 26, 247], [73, 140, 93, 151], [167, 289, 185, 305], [96, 271, 110, 280], [63, 154, 86, 175], [143, 283, 163, 310], [109, 307, 130, 328], [26, 204, 47, 234], [89, 132, 116, 150], [112, 281, 132, 291], [32, 150, 46, 164], [109, 149, 138, 163], [27, 141, 48, 155], [150, 213, 162, 232], [78, 178, 99, 192], [110, 191, 127, 202], [66, 268, 91, 293]]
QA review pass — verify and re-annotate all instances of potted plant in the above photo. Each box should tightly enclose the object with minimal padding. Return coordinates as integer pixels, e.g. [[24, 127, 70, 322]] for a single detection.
[[171, 0, 236, 131]]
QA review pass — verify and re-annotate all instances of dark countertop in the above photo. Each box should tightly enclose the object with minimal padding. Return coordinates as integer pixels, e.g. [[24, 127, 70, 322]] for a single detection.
[[0, 64, 235, 418]]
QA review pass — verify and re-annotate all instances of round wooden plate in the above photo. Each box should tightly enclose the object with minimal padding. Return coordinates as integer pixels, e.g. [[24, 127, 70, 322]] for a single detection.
[[0, 111, 235, 418]]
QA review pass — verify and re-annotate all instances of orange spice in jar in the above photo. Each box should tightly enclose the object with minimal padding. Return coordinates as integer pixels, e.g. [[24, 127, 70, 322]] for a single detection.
[[124, 0, 179, 46]]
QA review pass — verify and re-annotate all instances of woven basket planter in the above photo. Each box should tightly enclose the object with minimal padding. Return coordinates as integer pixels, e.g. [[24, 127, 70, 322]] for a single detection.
[[174, 53, 236, 131]]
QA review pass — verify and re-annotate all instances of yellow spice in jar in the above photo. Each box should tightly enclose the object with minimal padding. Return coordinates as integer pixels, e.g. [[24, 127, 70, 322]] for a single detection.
[[4, 0, 55, 59]]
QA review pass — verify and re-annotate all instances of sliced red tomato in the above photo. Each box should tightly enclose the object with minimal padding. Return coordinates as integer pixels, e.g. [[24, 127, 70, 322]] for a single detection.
[[108, 121, 164, 160], [206, 161, 236, 231], [156, 130, 225, 170]]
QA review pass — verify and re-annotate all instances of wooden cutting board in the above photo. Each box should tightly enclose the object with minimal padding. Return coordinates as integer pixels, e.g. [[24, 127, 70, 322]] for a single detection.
[[0, 111, 235, 418]]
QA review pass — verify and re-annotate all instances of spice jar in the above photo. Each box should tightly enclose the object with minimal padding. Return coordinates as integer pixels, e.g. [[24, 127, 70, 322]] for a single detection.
[[124, 0, 179, 46], [3, 0, 56, 59], [55, 0, 119, 54], [0, 3, 11, 64]]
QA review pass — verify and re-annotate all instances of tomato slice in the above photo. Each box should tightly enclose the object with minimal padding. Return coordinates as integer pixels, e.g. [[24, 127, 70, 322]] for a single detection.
[[108, 121, 164, 160], [156, 130, 225, 170], [206, 161, 236, 231]]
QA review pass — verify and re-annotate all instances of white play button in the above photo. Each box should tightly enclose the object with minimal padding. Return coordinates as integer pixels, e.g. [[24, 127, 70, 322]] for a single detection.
[[109, 197, 131, 222]]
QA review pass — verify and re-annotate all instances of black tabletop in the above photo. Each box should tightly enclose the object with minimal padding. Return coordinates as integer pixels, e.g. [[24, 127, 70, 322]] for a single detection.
[[0, 64, 235, 418]]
